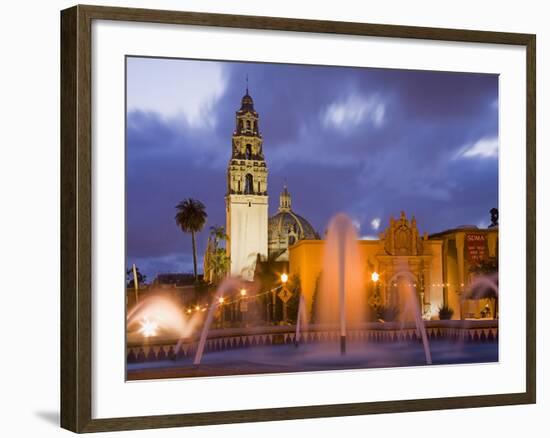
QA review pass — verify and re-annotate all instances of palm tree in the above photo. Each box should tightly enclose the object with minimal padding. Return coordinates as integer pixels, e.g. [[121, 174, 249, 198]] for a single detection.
[[209, 225, 228, 247], [210, 249, 231, 283], [175, 198, 207, 280]]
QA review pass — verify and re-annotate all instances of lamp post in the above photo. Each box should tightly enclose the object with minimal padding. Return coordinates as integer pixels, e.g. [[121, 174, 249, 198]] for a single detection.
[[218, 296, 225, 327], [240, 288, 247, 326], [132, 263, 139, 305], [280, 273, 289, 323], [369, 271, 381, 321]]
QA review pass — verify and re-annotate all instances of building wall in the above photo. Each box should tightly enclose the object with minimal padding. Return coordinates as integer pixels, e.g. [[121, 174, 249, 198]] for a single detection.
[[289, 238, 446, 320], [288, 240, 325, 316], [423, 241, 444, 317], [443, 238, 462, 319], [226, 194, 268, 281], [434, 227, 499, 319]]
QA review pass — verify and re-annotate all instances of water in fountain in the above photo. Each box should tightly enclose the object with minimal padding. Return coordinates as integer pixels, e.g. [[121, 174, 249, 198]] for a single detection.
[[316, 213, 366, 354], [295, 294, 308, 347], [127, 294, 202, 341], [128, 213, 499, 377], [462, 272, 498, 319], [193, 277, 242, 365], [393, 268, 432, 365]]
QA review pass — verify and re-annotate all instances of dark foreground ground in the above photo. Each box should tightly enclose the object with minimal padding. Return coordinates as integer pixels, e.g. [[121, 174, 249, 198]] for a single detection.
[[127, 340, 498, 380]]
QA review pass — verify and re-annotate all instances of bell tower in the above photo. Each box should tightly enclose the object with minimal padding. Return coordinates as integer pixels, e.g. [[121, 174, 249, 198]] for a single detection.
[[226, 86, 268, 280]]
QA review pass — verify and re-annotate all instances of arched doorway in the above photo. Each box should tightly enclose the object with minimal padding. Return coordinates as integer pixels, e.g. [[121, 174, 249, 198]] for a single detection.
[[387, 271, 420, 319]]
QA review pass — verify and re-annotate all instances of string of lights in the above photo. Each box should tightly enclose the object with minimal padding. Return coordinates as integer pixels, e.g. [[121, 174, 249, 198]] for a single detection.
[[182, 280, 470, 314], [183, 284, 285, 314]]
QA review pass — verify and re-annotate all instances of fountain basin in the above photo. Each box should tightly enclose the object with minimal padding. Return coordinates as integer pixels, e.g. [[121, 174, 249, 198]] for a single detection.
[[126, 320, 498, 380], [127, 339, 498, 380]]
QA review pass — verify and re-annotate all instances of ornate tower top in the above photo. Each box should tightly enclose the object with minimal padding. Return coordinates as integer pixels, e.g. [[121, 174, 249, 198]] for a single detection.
[[227, 86, 267, 196], [234, 79, 260, 137], [279, 184, 292, 212], [239, 92, 255, 112]]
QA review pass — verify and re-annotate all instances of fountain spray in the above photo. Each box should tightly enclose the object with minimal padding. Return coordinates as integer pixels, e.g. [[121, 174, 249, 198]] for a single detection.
[[339, 230, 346, 355]]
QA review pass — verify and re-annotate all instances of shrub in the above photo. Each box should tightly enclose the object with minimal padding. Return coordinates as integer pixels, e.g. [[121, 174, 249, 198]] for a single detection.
[[438, 305, 454, 320]]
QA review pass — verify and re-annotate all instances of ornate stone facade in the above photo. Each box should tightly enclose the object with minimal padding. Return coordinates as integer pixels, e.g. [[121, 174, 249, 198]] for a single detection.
[[370, 212, 435, 318], [382, 211, 425, 256]]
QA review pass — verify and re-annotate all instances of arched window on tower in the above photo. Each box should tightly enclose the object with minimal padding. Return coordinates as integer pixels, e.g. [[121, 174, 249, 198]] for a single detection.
[[254, 121, 258, 133], [246, 120, 251, 130], [244, 174, 254, 195], [245, 144, 252, 159]]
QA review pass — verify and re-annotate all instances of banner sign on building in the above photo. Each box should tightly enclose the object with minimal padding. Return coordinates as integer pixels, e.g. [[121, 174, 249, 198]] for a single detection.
[[466, 233, 487, 262]]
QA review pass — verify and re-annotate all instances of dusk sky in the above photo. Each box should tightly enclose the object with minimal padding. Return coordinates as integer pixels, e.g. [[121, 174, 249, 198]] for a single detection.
[[126, 56, 498, 280]]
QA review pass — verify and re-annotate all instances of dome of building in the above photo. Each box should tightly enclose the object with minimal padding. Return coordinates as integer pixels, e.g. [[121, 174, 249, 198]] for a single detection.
[[269, 210, 320, 242], [268, 185, 320, 261]]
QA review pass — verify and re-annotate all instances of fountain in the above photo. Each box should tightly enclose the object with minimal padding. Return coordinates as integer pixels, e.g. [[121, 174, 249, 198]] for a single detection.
[[127, 213, 497, 381], [317, 213, 366, 355], [462, 272, 499, 319], [193, 277, 241, 365], [392, 267, 432, 365], [294, 294, 308, 347], [127, 294, 202, 341]]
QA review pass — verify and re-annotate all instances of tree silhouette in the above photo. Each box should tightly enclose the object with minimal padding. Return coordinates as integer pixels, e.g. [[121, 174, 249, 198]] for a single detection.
[[175, 198, 207, 280]]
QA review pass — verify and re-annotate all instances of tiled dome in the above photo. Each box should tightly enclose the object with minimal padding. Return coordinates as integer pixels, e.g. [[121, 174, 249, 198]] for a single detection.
[[268, 210, 320, 244]]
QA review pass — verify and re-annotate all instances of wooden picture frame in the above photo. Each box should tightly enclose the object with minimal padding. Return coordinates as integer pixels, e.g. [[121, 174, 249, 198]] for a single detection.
[[60, 4, 536, 433]]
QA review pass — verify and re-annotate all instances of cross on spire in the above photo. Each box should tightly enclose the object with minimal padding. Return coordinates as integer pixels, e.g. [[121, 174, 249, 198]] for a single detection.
[[246, 74, 249, 94]]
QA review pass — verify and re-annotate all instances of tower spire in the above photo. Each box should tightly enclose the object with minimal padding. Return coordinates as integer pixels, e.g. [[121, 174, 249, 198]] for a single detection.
[[246, 74, 249, 95]]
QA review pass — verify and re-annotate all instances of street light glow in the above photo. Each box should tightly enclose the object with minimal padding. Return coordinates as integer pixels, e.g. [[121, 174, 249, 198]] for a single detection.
[[138, 318, 158, 337], [281, 273, 289, 284], [218, 297, 225, 304], [240, 289, 247, 297], [371, 272, 380, 282]]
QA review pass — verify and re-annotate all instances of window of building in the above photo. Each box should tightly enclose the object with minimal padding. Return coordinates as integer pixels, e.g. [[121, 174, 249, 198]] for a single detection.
[[244, 174, 254, 195], [245, 144, 252, 159]]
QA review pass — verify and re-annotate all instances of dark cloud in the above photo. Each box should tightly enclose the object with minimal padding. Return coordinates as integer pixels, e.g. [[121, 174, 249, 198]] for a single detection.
[[126, 58, 498, 279]]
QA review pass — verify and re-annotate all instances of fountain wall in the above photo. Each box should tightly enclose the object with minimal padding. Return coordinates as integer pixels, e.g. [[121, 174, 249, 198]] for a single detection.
[[126, 319, 499, 366]]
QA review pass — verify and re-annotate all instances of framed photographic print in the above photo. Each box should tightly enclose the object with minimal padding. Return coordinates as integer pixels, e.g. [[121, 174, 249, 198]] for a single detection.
[[60, 4, 536, 433]]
